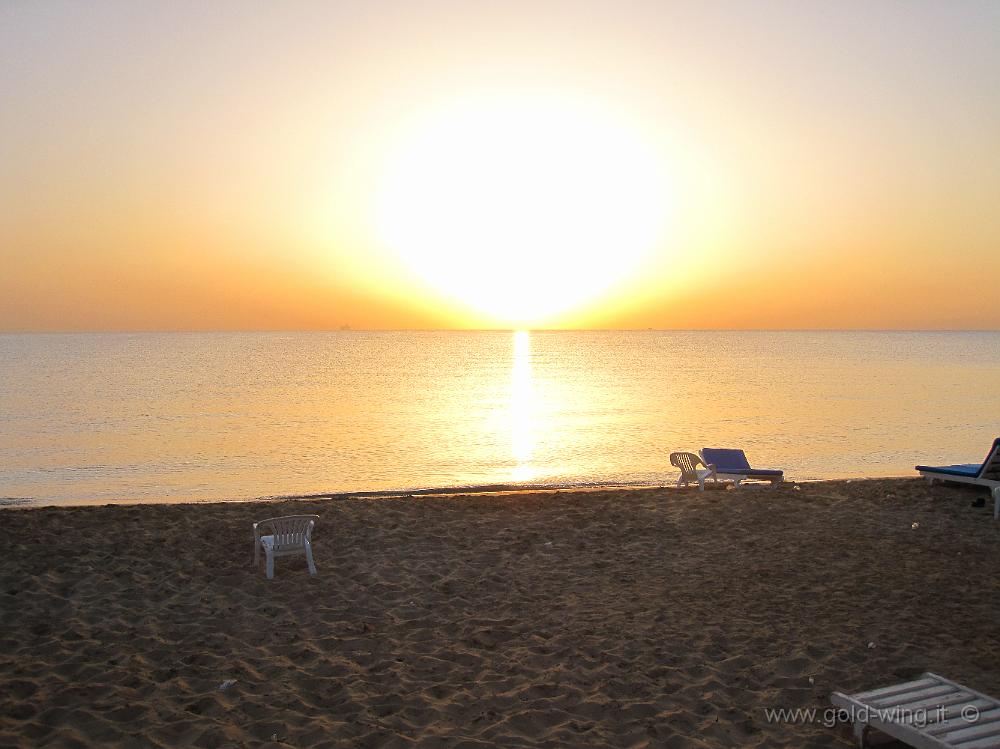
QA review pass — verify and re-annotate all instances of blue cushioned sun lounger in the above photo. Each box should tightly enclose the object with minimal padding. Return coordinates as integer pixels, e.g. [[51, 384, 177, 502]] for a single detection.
[[699, 448, 783, 487], [916, 437, 1000, 520]]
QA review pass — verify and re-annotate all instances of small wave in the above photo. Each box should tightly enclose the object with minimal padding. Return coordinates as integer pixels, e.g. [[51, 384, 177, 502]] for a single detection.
[[0, 497, 35, 507], [273, 478, 668, 502]]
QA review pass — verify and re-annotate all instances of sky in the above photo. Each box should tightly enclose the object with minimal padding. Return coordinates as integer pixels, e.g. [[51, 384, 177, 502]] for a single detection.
[[2, 0, 999, 331]]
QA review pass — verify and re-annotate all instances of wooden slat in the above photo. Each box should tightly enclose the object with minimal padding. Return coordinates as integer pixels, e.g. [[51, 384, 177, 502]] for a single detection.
[[946, 736, 1000, 749], [929, 674, 1000, 713], [861, 716, 953, 749], [894, 691, 976, 714], [856, 677, 938, 701], [831, 692, 862, 711], [940, 716, 1000, 744], [872, 684, 959, 708], [924, 702, 999, 733]]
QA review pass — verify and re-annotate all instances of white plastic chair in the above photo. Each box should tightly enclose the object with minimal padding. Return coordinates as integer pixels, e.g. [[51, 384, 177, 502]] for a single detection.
[[252, 515, 319, 579], [670, 451, 717, 491]]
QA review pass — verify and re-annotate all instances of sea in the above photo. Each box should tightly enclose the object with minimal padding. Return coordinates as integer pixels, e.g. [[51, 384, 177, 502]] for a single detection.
[[2, 331, 999, 506]]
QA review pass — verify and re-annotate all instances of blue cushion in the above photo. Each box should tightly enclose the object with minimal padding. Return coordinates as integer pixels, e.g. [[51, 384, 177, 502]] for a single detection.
[[915, 463, 981, 477], [712, 468, 783, 477], [702, 448, 751, 471]]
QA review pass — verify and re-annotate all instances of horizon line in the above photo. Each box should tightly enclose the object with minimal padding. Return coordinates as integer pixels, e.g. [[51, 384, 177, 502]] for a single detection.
[[2, 327, 999, 335]]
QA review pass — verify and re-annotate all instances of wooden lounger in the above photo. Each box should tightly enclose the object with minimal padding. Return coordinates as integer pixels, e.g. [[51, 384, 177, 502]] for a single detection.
[[832, 672, 1000, 748]]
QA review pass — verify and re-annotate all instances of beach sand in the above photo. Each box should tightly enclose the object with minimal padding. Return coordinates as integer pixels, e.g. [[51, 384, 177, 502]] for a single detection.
[[2, 479, 999, 748]]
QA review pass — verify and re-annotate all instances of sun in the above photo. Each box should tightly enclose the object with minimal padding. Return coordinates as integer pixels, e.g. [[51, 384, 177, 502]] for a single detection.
[[373, 92, 672, 326]]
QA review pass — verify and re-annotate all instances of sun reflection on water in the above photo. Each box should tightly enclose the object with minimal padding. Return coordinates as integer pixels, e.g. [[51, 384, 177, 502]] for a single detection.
[[510, 330, 535, 481]]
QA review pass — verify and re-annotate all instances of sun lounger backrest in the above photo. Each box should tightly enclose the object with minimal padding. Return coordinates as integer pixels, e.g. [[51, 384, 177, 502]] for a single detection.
[[701, 448, 752, 471], [979, 438, 1000, 481]]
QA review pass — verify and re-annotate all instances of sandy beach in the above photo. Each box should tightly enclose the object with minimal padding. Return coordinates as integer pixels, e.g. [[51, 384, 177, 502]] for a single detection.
[[2, 478, 999, 748]]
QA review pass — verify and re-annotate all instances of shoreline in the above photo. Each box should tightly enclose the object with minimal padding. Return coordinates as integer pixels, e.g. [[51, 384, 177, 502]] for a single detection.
[[3, 478, 999, 747], [1, 474, 917, 510]]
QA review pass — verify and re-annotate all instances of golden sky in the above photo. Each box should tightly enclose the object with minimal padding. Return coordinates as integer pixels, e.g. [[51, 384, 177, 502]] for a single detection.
[[2, 1, 999, 331]]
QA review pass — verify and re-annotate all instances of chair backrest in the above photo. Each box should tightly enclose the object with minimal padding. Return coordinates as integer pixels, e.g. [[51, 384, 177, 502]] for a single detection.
[[701, 448, 751, 471], [257, 515, 318, 551], [670, 451, 705, 479], [979, 438, 1000, 481]]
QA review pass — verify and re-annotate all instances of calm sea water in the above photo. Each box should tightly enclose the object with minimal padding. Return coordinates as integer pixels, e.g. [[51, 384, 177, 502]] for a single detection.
[[2, 331, 999, 506]]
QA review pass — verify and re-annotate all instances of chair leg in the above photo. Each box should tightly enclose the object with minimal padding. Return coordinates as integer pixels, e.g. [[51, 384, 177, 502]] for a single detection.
[[993, 487, 999, 520], [265, 551, 275, 579], [305, 542, 317, 575], [253, 541, 259, 569]]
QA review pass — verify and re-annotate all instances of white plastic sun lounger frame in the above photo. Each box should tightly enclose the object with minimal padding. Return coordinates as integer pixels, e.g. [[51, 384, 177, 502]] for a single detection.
[[831, 672, 1000, 749], [253, 515, 319, 579], [916, 439, 1000, 521]]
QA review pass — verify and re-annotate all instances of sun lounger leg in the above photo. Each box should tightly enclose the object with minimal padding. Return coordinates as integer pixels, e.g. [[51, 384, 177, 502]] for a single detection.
[[265, 552, 275, 580], [305, 541, 317, 575], [852, 720, 870, 748]]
